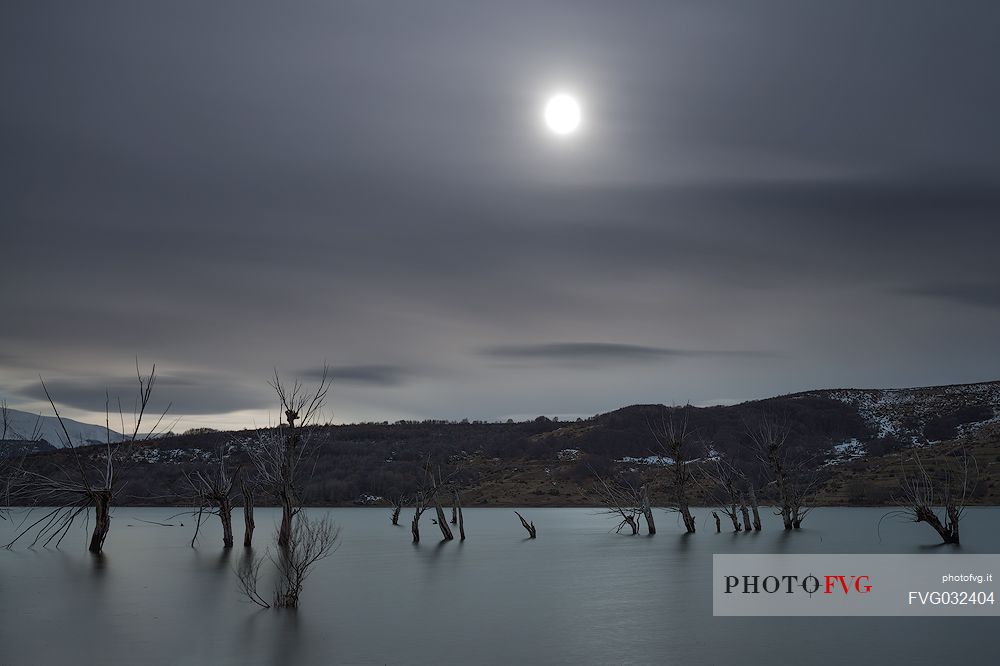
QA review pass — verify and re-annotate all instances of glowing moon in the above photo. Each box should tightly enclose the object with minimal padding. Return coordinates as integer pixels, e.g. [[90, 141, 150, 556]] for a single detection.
[[543, 94, 581, 135]]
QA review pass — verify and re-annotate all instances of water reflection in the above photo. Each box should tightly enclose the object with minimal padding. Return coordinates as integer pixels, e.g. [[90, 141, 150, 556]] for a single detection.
[[90, 550, 108, 573]]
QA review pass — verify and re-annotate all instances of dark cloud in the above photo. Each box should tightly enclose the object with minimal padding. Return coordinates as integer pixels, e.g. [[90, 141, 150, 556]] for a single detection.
[[480, 343, 765, 366], [304, 365, 415, 387], [2, 1, 1000, 426], [15, 374, 271, 416], [904, 283, 1000, 310]]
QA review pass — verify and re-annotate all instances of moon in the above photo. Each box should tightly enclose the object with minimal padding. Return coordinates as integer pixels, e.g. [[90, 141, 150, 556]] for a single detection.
[[543, 94, 581, 135]]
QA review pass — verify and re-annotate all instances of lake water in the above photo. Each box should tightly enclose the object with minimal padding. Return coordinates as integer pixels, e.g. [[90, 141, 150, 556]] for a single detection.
[[1, 507, 998, 665]]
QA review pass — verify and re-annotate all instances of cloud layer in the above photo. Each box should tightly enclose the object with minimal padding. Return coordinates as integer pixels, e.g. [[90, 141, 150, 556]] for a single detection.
[[2, 1, 1000, 427]]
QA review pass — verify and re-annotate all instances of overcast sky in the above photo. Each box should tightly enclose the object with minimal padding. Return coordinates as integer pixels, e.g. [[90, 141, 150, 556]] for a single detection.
[[3, 1, 1000, 431]]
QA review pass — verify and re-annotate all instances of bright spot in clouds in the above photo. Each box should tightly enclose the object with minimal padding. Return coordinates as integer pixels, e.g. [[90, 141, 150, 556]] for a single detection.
[[543, 93, 581, 135]]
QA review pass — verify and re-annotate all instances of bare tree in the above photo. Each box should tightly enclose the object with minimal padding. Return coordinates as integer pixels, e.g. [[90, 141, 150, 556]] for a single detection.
[[698, 454, 744, 533], [738, 495, 752, 532], [5, 362, 168, 553], [408, 458, 459, 543], [745, 411, 817, 530], [273, 514, 339, 608], [246, 367, 331, 550], [592, 469, 649, 535], [238, 513, 340, 609], [890, 446, 976, 545], [183, 444, 239, 548], [650, 406, 697, 533], [389, 493, 407, 526], [515, 511, 537, 538], [236, 550, 270, 608]]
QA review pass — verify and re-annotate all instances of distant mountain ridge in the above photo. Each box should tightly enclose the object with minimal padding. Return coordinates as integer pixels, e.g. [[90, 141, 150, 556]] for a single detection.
[[1, 407, 123, 452]]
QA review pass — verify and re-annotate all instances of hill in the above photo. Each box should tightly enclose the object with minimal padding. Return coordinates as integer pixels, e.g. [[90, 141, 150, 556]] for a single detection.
[[8, 380, 1000, 506]]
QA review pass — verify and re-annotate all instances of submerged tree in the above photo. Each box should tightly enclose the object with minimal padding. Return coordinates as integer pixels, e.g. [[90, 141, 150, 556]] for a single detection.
[[5, 362, 167, 553], [183, 444, 240, 548], [650, 406, 697, 533], [452, 489, 466, 540], [240, 473, 256, 547], [408, 459, 457, 543], [238, 513, 340, 609], [515, 511, 537, 538], [698, 446, 763, 534], [592, 469, 654, 535], [237, 365, 338, 610], [745, 411, 817, 530], [699, 453, 744, 533], [745, 482, 763, 532], [246, 367, 331, 550], [890, 446, 976, 545], [389, 493, 407, 526]]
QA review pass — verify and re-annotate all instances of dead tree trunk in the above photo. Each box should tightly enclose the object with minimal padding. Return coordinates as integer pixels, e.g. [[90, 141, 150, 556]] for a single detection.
[[455, 491, 465, 540], [434, 500, 454, 540], [712, 511, 721, 533], [411, 505, 426, 543], [219, 497, 234, 548], [278, 498, 294, 550], [515, 511, 536, 538], [774, 460, 794, 530], [451, 501, 457, 525], [242, 482, 255, 547], [946, 505, 961, 544], [679, 500, 696, 533], [624, 515, 639, 534], [739, 496, 752, 532], [915, 506, 961, 544], [389, 494, 406, 525], [727, 507, 741, 532], [748, 485, 762, 531], [89, 490, 112, 554], [641, 484, 656, 535]]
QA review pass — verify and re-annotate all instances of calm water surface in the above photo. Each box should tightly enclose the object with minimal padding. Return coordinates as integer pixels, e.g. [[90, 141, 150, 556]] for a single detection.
[[1, 507, 998, 665]]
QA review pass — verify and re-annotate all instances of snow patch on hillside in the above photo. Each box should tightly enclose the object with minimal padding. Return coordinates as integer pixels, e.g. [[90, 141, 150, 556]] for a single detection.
[[813, 382, 1000, 444], [825, 438, 866, 466]]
